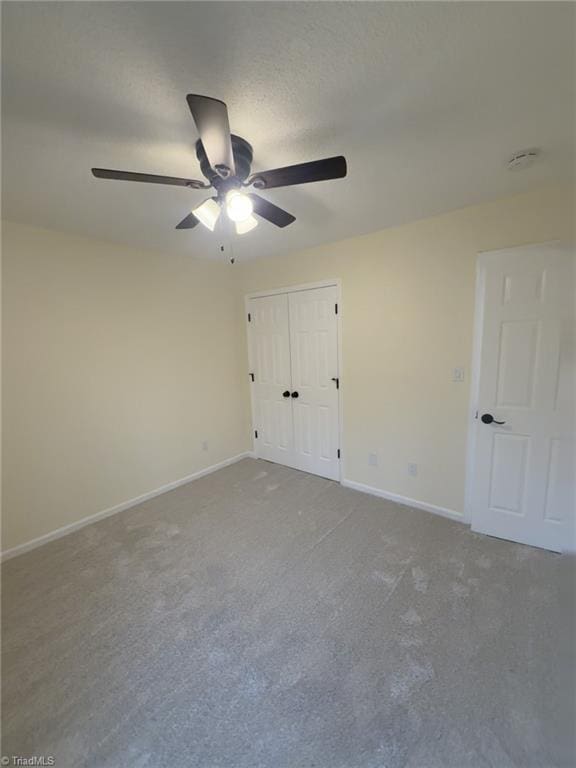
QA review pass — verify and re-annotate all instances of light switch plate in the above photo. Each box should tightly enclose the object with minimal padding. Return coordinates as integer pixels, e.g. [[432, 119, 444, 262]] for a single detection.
[[452, 367, 465, 383]]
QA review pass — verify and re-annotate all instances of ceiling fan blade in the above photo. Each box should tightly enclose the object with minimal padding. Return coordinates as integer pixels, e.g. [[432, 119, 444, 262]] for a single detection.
[[248, 193, 295, 228], [248, 156, 347, 190], [92, 168, 206, 189], [186, 94, 235, 178], [175, 212, 200, 230]]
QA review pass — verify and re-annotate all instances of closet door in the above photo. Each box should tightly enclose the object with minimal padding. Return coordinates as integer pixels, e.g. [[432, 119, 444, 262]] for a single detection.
[[288, 287, 340, 480], [248, 294, 297, 468]]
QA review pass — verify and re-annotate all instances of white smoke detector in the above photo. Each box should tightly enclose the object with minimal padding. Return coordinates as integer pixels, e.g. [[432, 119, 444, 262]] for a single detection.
[[508, 148, 540, 170]]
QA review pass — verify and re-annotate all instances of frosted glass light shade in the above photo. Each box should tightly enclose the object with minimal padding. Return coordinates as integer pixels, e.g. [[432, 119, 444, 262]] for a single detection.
[[193, 198, 221, 231], [235, 215, 258, 235]]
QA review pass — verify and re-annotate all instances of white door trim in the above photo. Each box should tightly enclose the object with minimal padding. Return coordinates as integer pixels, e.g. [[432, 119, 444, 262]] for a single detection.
[[463, 240, 564, 526], [245, 279, 343, 481]]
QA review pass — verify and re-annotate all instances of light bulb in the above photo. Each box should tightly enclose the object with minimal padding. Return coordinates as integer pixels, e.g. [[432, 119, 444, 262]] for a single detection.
[[226, 190, 253, 223], [192, 198, 221, 231], [235, 215, 258, 235]]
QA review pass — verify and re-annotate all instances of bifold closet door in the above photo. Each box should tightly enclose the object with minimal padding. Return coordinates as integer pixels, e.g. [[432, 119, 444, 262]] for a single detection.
[[248, 294, 298, 469], [248, 286, 340, 480], [288, 287, 340, 480]]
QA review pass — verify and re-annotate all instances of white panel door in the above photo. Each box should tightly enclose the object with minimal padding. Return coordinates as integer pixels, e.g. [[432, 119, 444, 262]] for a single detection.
[[248, 294, 297, 469], [471, 243, 574, 552], [288, 286, 340, 480]]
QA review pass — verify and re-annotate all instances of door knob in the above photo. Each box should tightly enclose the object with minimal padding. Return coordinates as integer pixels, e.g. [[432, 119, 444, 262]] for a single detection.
[[291, 391, 299, 398], [282, 390, 290, 398], [481, 413, 506, 425]]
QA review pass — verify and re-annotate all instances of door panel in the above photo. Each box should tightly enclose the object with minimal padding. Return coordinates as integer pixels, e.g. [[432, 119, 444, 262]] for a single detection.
[[488, 433, 529, 515], [543, 438, 564, 522], [248, 294, 297, 468], [471, 244, 574, 552], [495, 321, 539, 407], [289, 287, 340, 480]]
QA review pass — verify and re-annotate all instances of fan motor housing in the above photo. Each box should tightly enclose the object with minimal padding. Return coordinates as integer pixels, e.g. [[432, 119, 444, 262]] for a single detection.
[[196, 135, 253, 186]]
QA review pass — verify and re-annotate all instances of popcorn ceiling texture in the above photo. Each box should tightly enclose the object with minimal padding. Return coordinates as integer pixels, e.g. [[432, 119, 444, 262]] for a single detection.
[[2, 2, 573, 261]]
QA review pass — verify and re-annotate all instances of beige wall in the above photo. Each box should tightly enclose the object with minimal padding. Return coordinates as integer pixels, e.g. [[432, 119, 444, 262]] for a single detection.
[[2, 222, 249, 551], [2, 184, 573, 553], [235, 184, 574, 516]]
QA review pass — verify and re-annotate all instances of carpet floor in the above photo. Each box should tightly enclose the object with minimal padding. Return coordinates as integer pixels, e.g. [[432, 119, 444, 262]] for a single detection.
[[2, 458, 574, 768]]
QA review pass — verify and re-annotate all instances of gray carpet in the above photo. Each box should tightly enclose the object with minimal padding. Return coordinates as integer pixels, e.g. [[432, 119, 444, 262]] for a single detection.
[[2, 458, 575, 768]]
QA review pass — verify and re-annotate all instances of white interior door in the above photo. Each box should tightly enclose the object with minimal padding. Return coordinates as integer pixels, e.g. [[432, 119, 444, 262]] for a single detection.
[[470, 243, 574, 552], [248, 285, 340, 481], [289, 286, 340, 480], [248, 294, 297, 469]]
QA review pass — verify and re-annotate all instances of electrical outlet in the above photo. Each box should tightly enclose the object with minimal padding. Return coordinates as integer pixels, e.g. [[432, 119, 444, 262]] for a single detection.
[[408, 463, 418, 477], [202, 440, 209, 452], [368, 452, 378, 467]]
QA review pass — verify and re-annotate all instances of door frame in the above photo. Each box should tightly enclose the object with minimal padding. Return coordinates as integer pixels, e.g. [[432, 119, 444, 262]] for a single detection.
[[463, 241, 562, 525], [245, 279, 343, 481]]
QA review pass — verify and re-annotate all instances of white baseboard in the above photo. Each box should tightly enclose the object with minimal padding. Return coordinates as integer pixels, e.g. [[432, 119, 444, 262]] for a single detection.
[[341, 478, 464, 523], [1, 452, 253, 562]]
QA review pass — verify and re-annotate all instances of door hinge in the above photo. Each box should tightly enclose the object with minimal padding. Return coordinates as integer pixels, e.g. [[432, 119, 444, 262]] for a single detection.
[[335, 303, 338, 315], [247, 312, 251, 322], [254, 429, 258, 439], [337, 449, 341, 459], [249, 373, 255, 382]]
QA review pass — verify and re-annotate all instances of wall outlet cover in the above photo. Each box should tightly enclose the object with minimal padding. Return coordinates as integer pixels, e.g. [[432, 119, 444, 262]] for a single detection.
[[368, 452, 378, 466], [408, 463, 418, 477]]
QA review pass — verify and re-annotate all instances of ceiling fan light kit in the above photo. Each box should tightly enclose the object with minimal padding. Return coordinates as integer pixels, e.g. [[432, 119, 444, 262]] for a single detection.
[[192, 197, 221, 231], [91, 94, 348, 239], [235, 215, 259, 235], [226, 189, 254, 223]]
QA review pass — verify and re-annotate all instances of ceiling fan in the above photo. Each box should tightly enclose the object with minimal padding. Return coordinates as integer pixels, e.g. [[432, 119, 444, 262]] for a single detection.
[[92, 94, 347, 236]]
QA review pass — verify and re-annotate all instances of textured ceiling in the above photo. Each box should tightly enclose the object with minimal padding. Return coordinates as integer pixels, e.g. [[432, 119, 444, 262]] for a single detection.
[[2, 2, 574, 261]]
